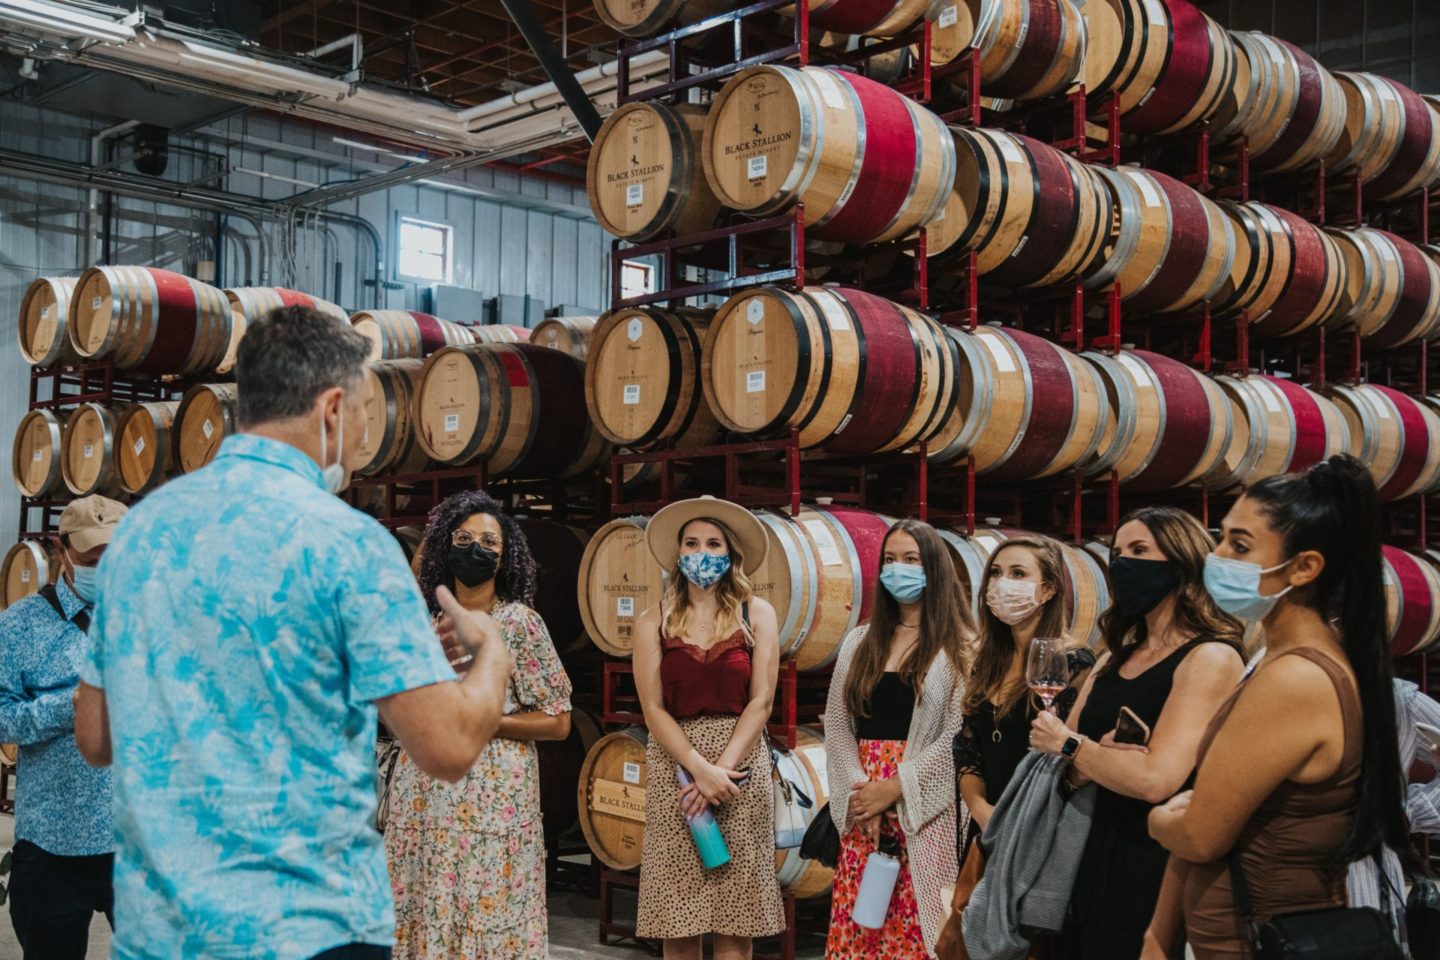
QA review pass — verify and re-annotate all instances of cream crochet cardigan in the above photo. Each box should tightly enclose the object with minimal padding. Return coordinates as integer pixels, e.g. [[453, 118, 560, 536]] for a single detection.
[[824, 625, 968, 957]]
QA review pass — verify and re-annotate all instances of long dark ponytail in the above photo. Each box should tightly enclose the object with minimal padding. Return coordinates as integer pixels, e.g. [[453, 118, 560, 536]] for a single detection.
[[1244, 455, 1416, 869]]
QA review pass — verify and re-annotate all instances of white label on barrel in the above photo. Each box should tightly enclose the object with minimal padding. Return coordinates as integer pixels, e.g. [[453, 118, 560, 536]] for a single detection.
[[747, 155, 768, 180], [1379, 242, 1398, 264], [91, 296, 102, 311], [623, 762, 642, 785], [133, 436, 145, 456], [83, 444, 94, 459], [836, 413, 854, 433], [40, 306, 50, 319], [1261, 385, 1282, 414], [802, 519, 844, 566], [976, 533, 1001, 556], [812, 70, 846, 111], [1119, 354, 1153, 387], [444, 413, 460, 432], [20, 571, 29, 584], [32, 450, 41, 463], [623, 384, 641, 405], [996, 135, 1025, 165], [1134, 174, 1162, 209], [938, 4, 958, 28], [747, 298, 764, 325], [1377, 403, 1391, 420], [627, 317, 643, 341], [617, 596, 634, 617], [202, 419, 214, 439], [626, 182, 644, 208], [747, 370, 766, 393], [816, 294, 851, 331], [799, 746, 829, 796], [981, 332, 1017, 373]]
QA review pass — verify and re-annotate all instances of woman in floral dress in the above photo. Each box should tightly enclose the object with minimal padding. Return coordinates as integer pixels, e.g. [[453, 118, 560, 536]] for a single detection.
[[384, 490, 573, 959]]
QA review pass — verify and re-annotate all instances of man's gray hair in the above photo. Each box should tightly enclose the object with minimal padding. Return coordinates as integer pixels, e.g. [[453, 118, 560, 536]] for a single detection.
[[235, 306, 370, 427]]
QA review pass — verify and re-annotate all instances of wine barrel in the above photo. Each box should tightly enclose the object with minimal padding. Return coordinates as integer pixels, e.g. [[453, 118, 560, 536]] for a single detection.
[[1081, 0, 1166, 106], [11, 408, 66, 498], [578, 517, 666, 657], [531, 315, 599, 361], [1086, 167, 1236, 314], [701, 286, 955, 456], [18, 276, 81, 368], [577, 727, 649, 870], [587, 307, 720, 450], [932, 0, 1085, 101], [1083, 350, 1231, 491], [1223, 33, 1345, 174], [772, 727, 833, 897], [752, 506, 893, 670], [1326, 73, 1440, 202], [592, 0, 729, 37], [218, 287, 348, 375], [1205, 376, 1351, 492], [1227, 204, 1346, 338], [469, 324, 533, 344], [1329, 384, 1440, 501], [1328, 228, 1440, 348], [351, 310, 473, 361], [588, 102, 724, 243], [174, 383, 240, 475], [926, 128, 1112, 291], [1, 541, 55, 610], [1387, 547, 1440, 656], [927, 325, 1107, 481], [807, 0, 930, 35], [356, 360, 430, 476], [69, 266, 231, 375], [60, 403, 119, 497], [537, 708, 603, 847], [702, 65, 953, 245], [415, 343, 606, 479], [0, 744, 15, 765], [514, 517, 591, 658], [115, 401, 180, 495], [392, 525, 425, 571]]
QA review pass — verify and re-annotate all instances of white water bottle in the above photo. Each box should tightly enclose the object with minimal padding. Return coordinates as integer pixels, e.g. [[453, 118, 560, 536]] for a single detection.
[[851, 835, 902, 930]]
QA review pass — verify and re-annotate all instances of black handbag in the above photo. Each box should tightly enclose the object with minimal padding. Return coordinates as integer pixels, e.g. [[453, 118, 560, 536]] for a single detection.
[[800, 801, 840, 868], [1408, 877, 1440, 960], [1229, 854, 1402, 960]]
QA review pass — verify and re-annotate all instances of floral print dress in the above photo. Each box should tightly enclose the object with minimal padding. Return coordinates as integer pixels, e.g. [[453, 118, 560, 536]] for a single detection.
[[385, 602, 573, 960]]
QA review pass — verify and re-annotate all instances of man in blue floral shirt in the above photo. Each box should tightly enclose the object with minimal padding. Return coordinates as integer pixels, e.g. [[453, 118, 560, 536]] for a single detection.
[[73, 307, 513, 960], [0, 495, 125, 958]]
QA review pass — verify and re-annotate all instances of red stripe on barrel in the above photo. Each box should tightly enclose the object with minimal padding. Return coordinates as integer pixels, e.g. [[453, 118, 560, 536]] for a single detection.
[[1125, 170, 1212, 313], [1252, 41, 1328, 170], [1386, 546, 1433, 656], [822, 289, 920, 456], [1375, 386, 1430, 501], [1266, 376, 1328, 470], [822, 505, 892, 624], [1129, 351, 1215, 491], [138, 268, 201, 374], [812, 73, 920, 244], [1367, 229, 1437, 350], [985, 0, 1065, 99], [984, 135, 1079, 287], [809, 0, 907, 34], [1368, 79, 1438, 199], [987, 329, 1076, 480], [409, 312, 456, 355], [1125, 0, 1213, 134], [1250, 207, 1334, 339]]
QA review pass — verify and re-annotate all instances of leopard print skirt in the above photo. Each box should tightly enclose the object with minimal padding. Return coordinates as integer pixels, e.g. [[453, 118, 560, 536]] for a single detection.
[[635, 714, 787, 940]]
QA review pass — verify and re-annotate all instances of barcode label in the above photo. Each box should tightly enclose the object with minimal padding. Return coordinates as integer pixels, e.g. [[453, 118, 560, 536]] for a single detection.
[[91, 296, 101, 310], [83, 444, 94, 458], [40, 306, 49, 319], [133, 436, 145, 456], [444, 413, 459, 432], [747, 155, 768, 180], [623, 384, 641, 405], [816, 293, 851, 331], [747, 298, 764, 324], [616, 596, 634, 617], [938, 4, 958, 28], [202, 419, 214, 439], [623, 762, 642, 785], [20, 571, 30, 584], [626, 182, 644, 208], [996, 135, 1025, 165], [746, 370, 766, 393], [32, 450, 41, 462]]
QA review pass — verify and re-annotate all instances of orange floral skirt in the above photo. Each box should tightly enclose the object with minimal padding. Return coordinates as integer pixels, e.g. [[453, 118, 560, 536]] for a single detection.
[[825, 738, 926, 959]]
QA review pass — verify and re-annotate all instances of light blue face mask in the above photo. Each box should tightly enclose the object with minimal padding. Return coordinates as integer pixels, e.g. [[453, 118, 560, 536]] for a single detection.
[[70, 562, 100, 605], [879, 562, 927, 604], [1203, 553, 1295, 624], [678, 551, 731, 589]]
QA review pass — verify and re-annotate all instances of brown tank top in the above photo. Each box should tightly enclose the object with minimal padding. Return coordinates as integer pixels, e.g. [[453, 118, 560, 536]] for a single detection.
[[1181, 647, 1364, 958]]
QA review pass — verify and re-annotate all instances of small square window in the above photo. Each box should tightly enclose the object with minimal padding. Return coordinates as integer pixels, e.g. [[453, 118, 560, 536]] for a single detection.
[[621, 260, 654, 300], [397, 216, 451, 284]]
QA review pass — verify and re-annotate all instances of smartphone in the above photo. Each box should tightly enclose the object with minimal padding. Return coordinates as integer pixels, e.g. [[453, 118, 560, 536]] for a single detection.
[[1417, 722, 1440, 753], [1113, 705, 1152, 746]]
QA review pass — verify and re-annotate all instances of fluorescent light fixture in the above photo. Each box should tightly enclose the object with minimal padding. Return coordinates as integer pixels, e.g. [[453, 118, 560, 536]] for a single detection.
[[332, 136, 382, 152], [384, 151, 432, 164], [418, 178, 485, 196]]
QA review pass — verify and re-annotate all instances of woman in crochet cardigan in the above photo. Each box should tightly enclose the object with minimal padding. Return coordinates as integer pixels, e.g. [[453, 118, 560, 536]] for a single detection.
[[823, 519, 975, 958]]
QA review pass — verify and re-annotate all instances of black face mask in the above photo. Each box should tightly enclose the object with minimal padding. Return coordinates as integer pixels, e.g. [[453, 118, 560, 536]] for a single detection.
[[1109, 556, 1180, 619], [448, 544, 500, 588]]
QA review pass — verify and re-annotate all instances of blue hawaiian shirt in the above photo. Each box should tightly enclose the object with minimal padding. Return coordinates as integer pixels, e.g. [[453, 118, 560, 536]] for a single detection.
[[0, 575, 112, 856], [81, 433, 454, 960]]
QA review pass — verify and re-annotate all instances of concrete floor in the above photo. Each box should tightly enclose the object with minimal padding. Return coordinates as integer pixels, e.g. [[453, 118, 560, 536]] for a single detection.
[[0, 815, 827, 959]]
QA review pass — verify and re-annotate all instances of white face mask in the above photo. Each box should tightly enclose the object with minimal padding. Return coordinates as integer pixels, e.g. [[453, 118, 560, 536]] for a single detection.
[[319, 403, 347, 496], [987, 578, 1043, 626]]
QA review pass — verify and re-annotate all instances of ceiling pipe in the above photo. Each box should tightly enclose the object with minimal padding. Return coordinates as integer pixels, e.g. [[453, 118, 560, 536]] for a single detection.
[[497, 0, 602, 141]]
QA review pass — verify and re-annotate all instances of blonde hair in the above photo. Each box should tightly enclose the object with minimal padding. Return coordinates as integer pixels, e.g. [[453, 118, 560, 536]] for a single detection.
[[660, 518, 755, 644]]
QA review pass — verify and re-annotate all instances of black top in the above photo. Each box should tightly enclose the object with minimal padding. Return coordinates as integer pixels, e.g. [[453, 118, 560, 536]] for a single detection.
[[1067, 635, 1244, 960], [854, 672, 916, 741]]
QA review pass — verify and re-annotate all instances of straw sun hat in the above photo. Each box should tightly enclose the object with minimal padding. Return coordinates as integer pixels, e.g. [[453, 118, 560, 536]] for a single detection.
[[644, 496, 769, 575]]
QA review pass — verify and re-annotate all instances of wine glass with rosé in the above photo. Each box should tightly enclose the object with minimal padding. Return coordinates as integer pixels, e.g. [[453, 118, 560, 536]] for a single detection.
[[1026, 636, 1070, 713]]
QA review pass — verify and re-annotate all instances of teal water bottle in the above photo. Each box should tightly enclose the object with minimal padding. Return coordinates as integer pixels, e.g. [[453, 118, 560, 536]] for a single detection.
[[677, 766, 732, 869]]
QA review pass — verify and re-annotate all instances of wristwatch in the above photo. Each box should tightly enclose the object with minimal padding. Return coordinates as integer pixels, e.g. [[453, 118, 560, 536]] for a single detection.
[[1061, 735, 1083, 759]]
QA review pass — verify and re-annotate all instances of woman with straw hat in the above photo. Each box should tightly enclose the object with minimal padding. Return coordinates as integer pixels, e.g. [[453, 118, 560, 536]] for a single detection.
[[633, 496, 786, 959]]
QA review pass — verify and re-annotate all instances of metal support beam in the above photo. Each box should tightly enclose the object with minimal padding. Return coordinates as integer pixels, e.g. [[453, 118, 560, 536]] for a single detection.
[[499, 0, 603, 142]]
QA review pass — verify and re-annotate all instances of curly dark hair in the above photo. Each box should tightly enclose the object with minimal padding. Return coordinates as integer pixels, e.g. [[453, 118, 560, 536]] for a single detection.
[[415, 490, 538, 613]]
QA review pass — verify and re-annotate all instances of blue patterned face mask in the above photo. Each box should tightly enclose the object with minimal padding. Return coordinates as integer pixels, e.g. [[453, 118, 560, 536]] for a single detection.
[[678, 551, 731, 589]]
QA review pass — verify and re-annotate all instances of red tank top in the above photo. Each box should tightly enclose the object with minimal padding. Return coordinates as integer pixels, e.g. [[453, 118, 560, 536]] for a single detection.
[[659, 627, 752, 719]]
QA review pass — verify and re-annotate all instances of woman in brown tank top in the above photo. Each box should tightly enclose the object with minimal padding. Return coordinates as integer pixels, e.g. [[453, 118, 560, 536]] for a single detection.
[[1141, 456, 1415, 959]]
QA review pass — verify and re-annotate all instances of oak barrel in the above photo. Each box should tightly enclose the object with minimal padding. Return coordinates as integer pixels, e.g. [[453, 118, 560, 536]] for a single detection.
[[60, 403, 120, 497], [1, 541, 55, 611], [703, 65, 953, 245], [414, 343, 606, 479], [218, 287, 348, 375], [772, 727, 833, 897], [469, 324, 532, 344], [1205, 375, 1351, 492], [701, 286, 954, 456], [592, 0, 730, 37], [356, 360, 430, 477], [392, 525, 425, 572], [351, 310, 474, 362], [11, 408, 66, 498], [1387, 547, 1440, 656], [18, 276, 81, 368], [1228, 204, 1346, 338], [531, 315, 599, 361], [514, 517, 591, 659], [537, 709, 603, 846], [1326, 73, 1440, 201], [588, 101, 725, 242], [932, 0, 1085, 102], [174, 383, 240, 475], [1223, 33, 1345, 174], [1329, 227, 1440, 348], [115, 401, 180, 495], [1329, 384, 1440, 502], [808, 0, 929, 35], [578, 517, 665, 658], [577, 727, 650, 870], [1080, 0, 1167, 107], [1083, 350, 1231, 491], [586, 307, 720, 450], [69, 266, 231, 375]]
